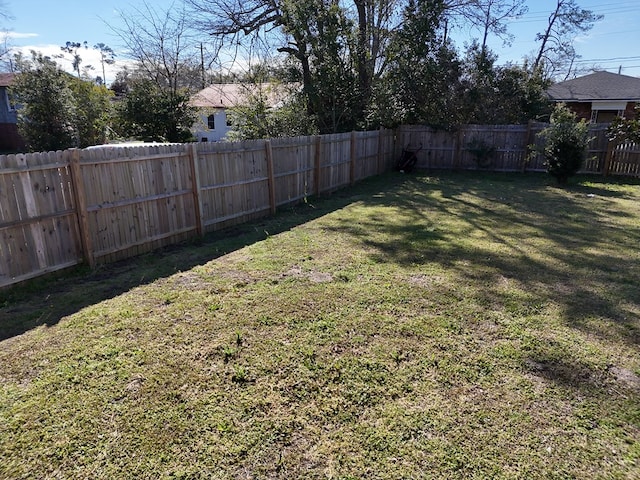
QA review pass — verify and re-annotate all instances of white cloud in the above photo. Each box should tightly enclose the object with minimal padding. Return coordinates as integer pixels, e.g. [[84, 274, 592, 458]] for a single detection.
[[3, 31, 39, 39]]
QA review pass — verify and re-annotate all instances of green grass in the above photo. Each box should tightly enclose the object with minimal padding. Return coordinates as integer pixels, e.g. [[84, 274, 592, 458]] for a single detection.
[[1, 172, 639, 479]]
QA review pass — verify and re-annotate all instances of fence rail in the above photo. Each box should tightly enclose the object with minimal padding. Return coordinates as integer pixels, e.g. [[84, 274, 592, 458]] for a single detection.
[[2, 124, 639, 288]]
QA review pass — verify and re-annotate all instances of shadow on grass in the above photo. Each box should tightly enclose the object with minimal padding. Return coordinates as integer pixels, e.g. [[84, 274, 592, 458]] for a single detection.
[[324, 171, 640, 349], [0, 174, 403, 341], [2, 171, 639, 354]]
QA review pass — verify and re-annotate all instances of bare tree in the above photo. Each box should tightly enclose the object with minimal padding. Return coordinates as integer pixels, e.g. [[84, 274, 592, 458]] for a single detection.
[[109, 1, 205, 93], [0, 1, 13, 69], [467, 0, 528, 57], [532, 0, 603, 79], [0, 0, 10, 22]]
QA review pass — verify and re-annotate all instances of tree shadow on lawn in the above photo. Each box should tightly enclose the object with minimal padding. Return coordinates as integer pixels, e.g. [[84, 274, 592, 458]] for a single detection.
[[0, 174, 405, 341], [324, 172, 640, 349]]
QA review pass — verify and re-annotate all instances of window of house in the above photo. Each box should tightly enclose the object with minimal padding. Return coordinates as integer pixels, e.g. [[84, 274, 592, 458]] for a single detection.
[[207, 114, 215, 130], [591, 110, 625, 124]]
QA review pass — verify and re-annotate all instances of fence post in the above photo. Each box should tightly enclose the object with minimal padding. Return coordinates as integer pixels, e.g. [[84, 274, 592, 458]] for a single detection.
[[265, 140, 277, 215], [377, 127, 385, 174], [314, 135, 322, 196], [350, 131, 357, 185], [454, 128, 464, 170], [603, 140, 616, 177], [68, 149, 95, 268], [522, 120, 534, 173], [187, 143, 204, 236]]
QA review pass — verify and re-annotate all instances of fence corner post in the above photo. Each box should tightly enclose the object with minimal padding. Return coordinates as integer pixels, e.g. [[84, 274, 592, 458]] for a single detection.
[[265, 140, 277, 215], [350, 130, 357, 186], [69, 148, 95, 268], [187, 143, 204, 236]]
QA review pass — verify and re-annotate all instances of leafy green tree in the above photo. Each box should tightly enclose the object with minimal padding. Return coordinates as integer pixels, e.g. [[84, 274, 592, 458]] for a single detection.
[[537, 103, 591, 184], [460, 43, 551, 124], [11, 52, 77, 152], [226, 86, 317, 140], [68, 79, 113, 147], [115, 79, 196, 142], [370, 0, 463, 129], [12, 52, 116, 151], [607, 106, 640, 144]]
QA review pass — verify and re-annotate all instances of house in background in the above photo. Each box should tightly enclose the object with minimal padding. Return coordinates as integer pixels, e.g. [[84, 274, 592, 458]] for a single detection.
[[190, 83, 292, 142], [0, 73, 24, 152], [547, 71, 640, 123]]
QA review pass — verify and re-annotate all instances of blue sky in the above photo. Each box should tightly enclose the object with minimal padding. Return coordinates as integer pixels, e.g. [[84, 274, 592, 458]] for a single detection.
[[3, 0, 640, 83]]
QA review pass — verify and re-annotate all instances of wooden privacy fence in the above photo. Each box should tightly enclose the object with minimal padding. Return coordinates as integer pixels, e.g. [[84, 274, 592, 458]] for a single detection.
[[3, 123, 640, 288], [396, 123, 617, 174], [0, 129, 395, 288]]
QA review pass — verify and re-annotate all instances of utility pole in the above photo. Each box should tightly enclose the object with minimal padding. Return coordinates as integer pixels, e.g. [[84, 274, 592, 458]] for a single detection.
[[200, 43, 206, 89]]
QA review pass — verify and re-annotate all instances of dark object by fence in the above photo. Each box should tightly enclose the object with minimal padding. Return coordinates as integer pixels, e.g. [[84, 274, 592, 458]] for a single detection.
[[396, 144, 422, 172]]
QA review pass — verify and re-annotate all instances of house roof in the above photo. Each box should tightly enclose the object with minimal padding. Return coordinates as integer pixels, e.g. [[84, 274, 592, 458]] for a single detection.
[[0, 73, 16, 87], [190, 83, 293, 109], [547, 71, 640, 102]]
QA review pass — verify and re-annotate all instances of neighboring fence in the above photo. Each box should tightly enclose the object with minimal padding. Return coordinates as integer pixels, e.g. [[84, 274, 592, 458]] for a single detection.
[[396, 123, 615, 173], [3, 123, 640, 288], [0, 129, 395, 287], [605, 141, 640, 177]]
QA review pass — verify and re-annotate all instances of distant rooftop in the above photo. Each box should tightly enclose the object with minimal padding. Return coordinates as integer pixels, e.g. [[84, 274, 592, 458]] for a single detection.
[[0, 73, 16, 87], [190, 83, 294, 109], [547, 71, 640, 102]]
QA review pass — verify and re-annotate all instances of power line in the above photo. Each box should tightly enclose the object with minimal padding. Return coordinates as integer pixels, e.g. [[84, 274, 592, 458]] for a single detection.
[[509, 3, 640, 24]]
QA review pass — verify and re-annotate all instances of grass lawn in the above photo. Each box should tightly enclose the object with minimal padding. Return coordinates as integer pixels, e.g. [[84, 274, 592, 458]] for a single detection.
[[1, 172, 639, 479]]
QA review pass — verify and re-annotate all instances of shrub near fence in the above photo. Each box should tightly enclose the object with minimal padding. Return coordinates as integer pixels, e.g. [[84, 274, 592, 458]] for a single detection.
[[0, 129, 395, 288]]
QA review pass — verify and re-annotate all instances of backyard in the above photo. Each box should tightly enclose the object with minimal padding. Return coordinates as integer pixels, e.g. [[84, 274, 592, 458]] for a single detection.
[[1, 171, 639, 479]]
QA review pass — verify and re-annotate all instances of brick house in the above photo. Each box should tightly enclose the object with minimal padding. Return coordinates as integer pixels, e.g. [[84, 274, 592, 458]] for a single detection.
[[0, 73, 24, 152], [546, 71, 640, 123]]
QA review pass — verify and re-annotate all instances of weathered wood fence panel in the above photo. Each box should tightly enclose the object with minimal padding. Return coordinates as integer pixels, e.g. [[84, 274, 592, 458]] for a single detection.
[[319, 133, 353, 193], [1, 129, 395, 288], [0, 151, 81, 286], [608, 142, 640, 177], [397, 123, 630, 175], [78, 145, 198, 264], [584, 125, 611, 173], [271, 136, 316, 206], [197, 140, 272, 232]]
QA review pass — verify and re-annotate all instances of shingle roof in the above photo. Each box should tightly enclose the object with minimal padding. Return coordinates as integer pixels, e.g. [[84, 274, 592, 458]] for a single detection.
[[0, 73, 16, 87], [547, 71, 640, 102], [190, 83, 293, 109]]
